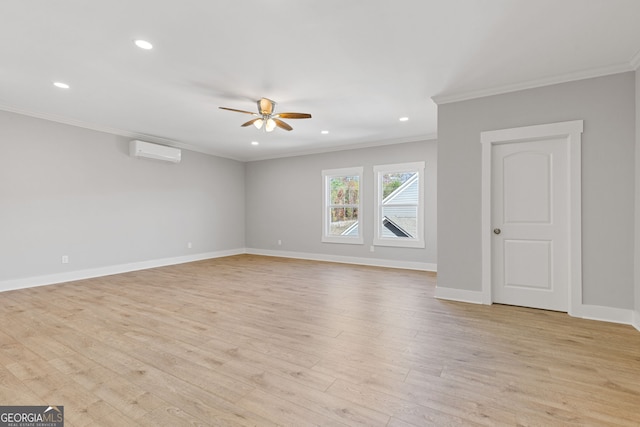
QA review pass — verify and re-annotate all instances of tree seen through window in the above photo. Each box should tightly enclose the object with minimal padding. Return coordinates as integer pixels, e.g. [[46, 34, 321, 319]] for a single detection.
[[329, 175, 359, 236]]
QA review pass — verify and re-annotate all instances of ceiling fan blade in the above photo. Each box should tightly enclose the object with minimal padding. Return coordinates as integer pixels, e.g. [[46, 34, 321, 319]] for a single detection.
[[274, 118, 293, 131], [241, 118, 262, 127], [275, 112, 312, 119], [258, 98, 275, 115], [219, 107, 257, 115]]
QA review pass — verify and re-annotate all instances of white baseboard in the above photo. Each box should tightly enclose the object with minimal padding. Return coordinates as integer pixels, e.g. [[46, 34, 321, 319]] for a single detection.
[[434, 285, 485, 304], [631, 310, 640, 332], [245, 248, 437, 272], [576, 304, 634, 326], [1, 248, 436, 293], [434, 288, 639, 331], [0, 249, 245, 293]]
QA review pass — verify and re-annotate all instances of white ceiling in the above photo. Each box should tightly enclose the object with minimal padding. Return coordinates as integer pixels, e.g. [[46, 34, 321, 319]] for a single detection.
[[2, 1, 640, 161]]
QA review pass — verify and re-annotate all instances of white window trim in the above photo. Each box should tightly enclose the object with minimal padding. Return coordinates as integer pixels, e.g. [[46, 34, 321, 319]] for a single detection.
[[373, 161, 425, 248], [322, 167, 364, 245]]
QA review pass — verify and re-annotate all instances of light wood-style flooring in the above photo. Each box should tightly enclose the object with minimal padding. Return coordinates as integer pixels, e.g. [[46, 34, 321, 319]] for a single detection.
[[1, 255, 639, 426]]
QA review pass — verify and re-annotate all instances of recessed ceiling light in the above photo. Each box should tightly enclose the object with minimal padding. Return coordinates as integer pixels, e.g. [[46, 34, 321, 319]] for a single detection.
[[399, 117, 409, 122], [134, 39, 153, 50], [53, 82, 70, 89], [321, 130, 329, 134], [251, 141, 259, 146]]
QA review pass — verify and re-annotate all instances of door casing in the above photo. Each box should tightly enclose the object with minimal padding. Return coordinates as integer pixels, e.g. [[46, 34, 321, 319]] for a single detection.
[[480, 120, 583, 316]]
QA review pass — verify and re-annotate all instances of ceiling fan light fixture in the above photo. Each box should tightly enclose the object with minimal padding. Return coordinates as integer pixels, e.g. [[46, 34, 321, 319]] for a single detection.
[[253, 118, 264, 130], [265, 118, 276, 132]]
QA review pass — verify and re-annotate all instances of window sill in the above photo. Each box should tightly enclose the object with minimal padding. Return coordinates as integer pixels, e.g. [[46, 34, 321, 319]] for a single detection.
[[322, 236, 364, 245], [373, 238, 425, 249]]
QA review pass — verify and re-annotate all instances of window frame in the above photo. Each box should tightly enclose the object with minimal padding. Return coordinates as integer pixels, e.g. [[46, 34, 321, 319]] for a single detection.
[[321, 167, 364, 245], [373, 161, 425, 248]]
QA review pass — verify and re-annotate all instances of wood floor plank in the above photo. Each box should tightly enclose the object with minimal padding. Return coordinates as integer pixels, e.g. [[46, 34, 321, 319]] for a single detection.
[[236, 388, 348, 427], [0, 364, 41, 404], [327, 378, 480, 426], [248, 371, 390, 426], [91, 377, 169, 420], [1, 254, 639, 426], [141, 406, 214, 427]]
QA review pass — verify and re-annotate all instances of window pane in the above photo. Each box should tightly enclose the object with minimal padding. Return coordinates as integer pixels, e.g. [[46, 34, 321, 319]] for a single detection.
[[382, 172, 416, 200], [330, 176, 359, 204], [380, 171, 418, 239], [381, 205, 417, 238], [328, 207, 359, 236]]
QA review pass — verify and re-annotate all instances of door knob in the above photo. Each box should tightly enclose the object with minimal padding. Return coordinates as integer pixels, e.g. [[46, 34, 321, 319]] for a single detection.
[[493, 228, 501, 235]]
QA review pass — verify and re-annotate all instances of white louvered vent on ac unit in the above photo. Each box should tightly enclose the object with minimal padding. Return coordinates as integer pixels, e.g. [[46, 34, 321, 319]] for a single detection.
[[129, 140, 182, 163]]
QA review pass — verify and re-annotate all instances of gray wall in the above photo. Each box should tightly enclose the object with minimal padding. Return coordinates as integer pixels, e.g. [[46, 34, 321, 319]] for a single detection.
[[0, 110, 245, 284], [438, 72, 636, 309], [245, 140, 437, 267]]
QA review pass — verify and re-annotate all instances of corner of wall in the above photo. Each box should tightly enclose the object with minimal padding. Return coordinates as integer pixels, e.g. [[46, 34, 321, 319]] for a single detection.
[[635, 68, 640, 330]]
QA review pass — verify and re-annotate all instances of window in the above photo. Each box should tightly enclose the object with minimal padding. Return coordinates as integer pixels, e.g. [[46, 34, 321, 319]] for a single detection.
[[322, 167, 363, 244], [373, 162, 425, 248]]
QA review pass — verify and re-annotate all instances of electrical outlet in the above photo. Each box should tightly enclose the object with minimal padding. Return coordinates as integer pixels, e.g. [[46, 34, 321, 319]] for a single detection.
[[187, 242, 192, 249], [370, 246, 375, 252], [61, 255, 69, 264], [277, 240, 282, 246]]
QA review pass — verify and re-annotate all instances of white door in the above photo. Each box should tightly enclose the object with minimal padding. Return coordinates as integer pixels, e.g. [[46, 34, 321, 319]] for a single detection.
[[491, 138, 569, 311]]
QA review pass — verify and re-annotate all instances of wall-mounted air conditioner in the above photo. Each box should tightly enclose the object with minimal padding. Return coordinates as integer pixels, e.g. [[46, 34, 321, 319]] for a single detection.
[[129, 140, 182, 163]]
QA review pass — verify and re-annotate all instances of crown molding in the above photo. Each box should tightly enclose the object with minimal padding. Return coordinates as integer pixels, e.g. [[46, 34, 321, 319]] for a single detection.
[[432, 62, 635, 105], [0, 103, 435, 163], [245, 133, 438, 162], [0, 104, 243, 161]]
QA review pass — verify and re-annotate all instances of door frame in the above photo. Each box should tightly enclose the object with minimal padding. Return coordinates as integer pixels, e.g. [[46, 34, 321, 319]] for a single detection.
[[480, 120, 583, 316]]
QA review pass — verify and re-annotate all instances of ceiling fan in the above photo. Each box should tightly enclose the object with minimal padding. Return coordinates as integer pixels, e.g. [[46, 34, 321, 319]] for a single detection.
[[219, 98, 311, 132]]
